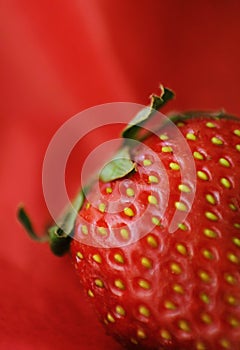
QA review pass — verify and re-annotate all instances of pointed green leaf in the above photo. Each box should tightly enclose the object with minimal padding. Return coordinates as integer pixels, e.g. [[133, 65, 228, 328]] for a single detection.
[[47, 189, 85, 256], [49, 189, 85, 237], [100, 146, 135, 182], [17, 206, 49, 242], [122, 85, 174, 140]]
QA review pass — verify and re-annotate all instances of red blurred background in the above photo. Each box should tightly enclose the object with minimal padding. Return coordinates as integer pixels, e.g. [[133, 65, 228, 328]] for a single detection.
[[1, 1, 240, 349]]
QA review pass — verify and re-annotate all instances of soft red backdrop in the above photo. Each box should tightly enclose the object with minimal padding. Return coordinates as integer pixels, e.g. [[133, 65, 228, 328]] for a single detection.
[[1, 1, 240, 349]]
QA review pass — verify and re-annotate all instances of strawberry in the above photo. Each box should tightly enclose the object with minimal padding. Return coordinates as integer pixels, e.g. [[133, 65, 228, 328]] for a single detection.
[[18, 87, 240, 350]]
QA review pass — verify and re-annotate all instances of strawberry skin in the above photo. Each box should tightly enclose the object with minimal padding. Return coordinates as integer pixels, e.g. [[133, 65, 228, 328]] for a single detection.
[[71, 114, 240, 350]]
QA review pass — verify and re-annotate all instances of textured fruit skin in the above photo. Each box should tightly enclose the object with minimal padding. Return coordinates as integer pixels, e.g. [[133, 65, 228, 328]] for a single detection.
[[71, 115, 240, 350]]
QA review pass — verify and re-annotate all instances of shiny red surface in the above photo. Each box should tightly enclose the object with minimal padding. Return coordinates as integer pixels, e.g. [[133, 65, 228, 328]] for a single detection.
[[1, 1, 240, 349]]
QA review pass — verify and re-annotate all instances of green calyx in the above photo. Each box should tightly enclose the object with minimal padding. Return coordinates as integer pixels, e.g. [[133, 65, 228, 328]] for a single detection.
[[17, 190, 85, 256], [122, 85, 174, 140], [18, 85, 174, 255], [168, 110, 240, 123], [99, 85, 174, 183]]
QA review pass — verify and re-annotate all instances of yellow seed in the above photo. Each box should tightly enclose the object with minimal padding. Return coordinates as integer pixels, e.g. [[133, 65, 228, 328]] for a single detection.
[[98, 227, 108, 236], [211, 136, 223, 145], [203, 228, 218, 238], [98, 203, 106, 213], [201, 313, 212, 324], [176, 243, 187, 255], [76, 251, 84, 260], [232, 237, 240, 247], [130, 338, 138, 345], [205, 211, 218, 221], [219, 158, 231, 167], [193, 151, 204, 160], [159, 134, 169, 140], [225, 274, 236, 285], [162, 146, 173, 153], [148, 195, 158, 205], [120, 228, 130, 240], [202, 249, 214, 260], [178, 320, 191, 332], [170, 262, 182, 274], [169, 162, 180, 170], [175, 202, 187, 211], [86, 202, 91, 209], [95, 279, 104, 288], [148, 175, 159, 183], [173, 284, 184, 294], [151, 216, 161, 226], [178, 183, 191, 193], [227, 252, 239, 264], [164, 300, 177, 310], [233, 129, 240, 137], [234, 223, 240, 229], [92, 254, 102, 263], [107, 313, 115, 323], [146, 235, 158, 248], [143, 159, 152, 166], [116, 305, 126, 316], [196, 341, 206, 350], [205, 193, 216, 205], [200, 292, 210, 304], [126, 188, 135, 197], [220, 178, 231, 189], [178, 223, 188, 231], [139, 305, 150, 317], [186, 132, 197, 141], [160, 329, 172, 340], [141, 257, 152, 269], [226, 295, 236, 306], [114, 279, 125, 290], [229, 203, 237, 211], [81, 225, 88, 235], [177, 121, 185, 127], [87, 289, 94, 298], [114, 253, 125, 264], [199, 271, 211, 283], [197, 170, 209, 181], [137, 329, 147, 339], [236, 144, 240, 152], [206, 122, 216, 128], [229, 316, 240, 327], [106, 187, 112, 194], [220, 338, 230, 349], [138, 279, 151, 290], [124, 207, 135, 217]]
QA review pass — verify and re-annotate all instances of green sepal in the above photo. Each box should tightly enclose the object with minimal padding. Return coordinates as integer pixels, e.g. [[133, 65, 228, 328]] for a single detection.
[[48, 226, 72, 256], [47, 189, 85, 256], [17, 206, 49, 243], [17, 190, 85, 256], [122, 85, 174, 140], [168, 110, 240, 123], [99, 146, 136, 182]]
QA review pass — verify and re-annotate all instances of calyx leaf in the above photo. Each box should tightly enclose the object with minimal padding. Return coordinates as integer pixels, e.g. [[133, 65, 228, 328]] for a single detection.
[[122, 85, 174, 140], [18, 189, 85, 256], [100, 146, 136, 182]]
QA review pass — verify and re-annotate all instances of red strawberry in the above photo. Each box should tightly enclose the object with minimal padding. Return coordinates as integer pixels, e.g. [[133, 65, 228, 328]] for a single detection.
[[18, 87, 240, 350]]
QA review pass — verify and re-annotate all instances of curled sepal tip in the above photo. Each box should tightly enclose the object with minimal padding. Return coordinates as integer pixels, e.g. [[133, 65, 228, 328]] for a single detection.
[[17, 206, 49, 243], [122, 85, 174, 140]]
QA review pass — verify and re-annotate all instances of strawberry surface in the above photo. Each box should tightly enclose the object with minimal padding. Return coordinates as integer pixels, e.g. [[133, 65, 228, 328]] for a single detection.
[[71, 114, 240, 350]]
